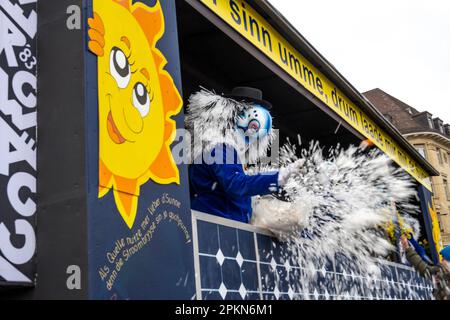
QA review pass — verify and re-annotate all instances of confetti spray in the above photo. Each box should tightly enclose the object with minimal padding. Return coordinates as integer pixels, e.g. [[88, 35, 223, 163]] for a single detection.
[[252, 140, 421, 299]]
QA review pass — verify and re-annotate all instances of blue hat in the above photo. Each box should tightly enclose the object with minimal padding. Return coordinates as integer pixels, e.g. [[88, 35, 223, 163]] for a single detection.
[[441, 246, 450, 261]]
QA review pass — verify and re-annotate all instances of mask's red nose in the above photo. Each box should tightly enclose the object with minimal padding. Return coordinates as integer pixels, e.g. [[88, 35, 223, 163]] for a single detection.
[[248, 119, 260, 133]]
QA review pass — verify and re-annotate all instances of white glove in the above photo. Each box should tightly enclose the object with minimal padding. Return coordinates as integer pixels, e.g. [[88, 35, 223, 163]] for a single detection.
[[278, 159, 305, 186]]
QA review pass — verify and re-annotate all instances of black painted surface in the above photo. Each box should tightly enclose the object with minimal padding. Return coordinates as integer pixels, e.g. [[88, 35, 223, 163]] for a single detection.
[[6, 0, 88, 299]]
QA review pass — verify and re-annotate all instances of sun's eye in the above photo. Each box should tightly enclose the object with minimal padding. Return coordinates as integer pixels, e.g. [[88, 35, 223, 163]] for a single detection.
[[132, 82, 150, 117], [110, 47, 130, 89]]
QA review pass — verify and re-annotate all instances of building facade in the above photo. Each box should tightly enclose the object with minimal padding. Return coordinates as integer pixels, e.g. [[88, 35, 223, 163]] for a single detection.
[[364, 88, 450, 246]]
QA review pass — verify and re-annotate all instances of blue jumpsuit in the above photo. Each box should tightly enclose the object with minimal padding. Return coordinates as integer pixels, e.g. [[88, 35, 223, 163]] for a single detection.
[[189, 144, 279, 223]]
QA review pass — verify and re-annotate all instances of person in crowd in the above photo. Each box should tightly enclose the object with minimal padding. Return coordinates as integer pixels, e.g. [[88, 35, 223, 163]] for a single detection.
[[400, 234, 450, 300], [405, 233, 433, 265]]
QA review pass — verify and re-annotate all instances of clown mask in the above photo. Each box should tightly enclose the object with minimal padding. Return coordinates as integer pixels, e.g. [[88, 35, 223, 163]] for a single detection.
[[236, 105, 273, 146]]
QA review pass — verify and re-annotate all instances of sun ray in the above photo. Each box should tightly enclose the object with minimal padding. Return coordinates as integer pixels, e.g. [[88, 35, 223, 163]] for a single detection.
[[99, 160, 113, 198], [113, 176, 140, 228], [113, 189, 139, 229], [148, 145, 180, 185], [159, 71, 183, 116], [132, 1, 164, 46]]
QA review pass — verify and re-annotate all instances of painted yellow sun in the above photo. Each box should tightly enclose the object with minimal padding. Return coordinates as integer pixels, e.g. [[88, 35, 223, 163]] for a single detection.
[[88, 0, 182, 228]]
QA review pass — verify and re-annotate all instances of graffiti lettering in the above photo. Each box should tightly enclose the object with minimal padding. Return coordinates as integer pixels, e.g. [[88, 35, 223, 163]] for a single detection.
[[0, 0, 37, 284]]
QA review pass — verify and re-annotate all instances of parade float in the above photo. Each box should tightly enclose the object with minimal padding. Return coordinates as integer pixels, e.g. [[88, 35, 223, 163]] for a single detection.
[[0, 0, 443, 299]]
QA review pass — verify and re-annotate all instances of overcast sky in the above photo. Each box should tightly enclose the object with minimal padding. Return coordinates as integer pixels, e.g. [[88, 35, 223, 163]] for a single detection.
[[269, 0, 450, 123]]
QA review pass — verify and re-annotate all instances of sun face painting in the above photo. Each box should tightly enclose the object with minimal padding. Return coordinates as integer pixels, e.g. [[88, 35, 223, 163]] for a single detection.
[[88, 0, 182, 229]]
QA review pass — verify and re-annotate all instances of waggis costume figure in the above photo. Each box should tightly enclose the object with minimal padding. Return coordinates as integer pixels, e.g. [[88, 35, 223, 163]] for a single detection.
[[186, 87, 301, 223]]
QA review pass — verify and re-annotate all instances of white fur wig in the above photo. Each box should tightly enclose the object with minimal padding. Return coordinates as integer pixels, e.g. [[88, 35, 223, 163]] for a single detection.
[[185, 88, 275, 165]]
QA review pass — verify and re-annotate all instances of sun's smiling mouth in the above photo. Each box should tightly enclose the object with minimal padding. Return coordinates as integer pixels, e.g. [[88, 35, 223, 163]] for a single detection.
[[106, 94, 129, 145], [107, 111, 126, 144]]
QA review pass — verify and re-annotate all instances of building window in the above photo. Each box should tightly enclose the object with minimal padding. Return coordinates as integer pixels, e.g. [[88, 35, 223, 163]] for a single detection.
[[444, 178, 450, 201], [415, 145, 427, 159], [445, 152, 448, 163], [437, 148, 443, 165]]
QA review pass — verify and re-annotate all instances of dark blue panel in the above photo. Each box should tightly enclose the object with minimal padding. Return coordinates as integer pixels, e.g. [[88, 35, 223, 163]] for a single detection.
[[196, 221, 433, 300], [286, 255, 302, 269], [271, 241, 291, 265], [288, 269, 304, 293], [222, 259, 241, 290], [396, 267, 416, 299], [197, 221, 219, 255], [396, 268, 411, 284], [370, 282, 384, 300], [411, 270, 424, 287], [381, 266, 399, 298], [316, 272, 336, 295], [324, 257, 335, 272], [237, 230, 256, 260], [334, 252, 356, 273], [226, 292, 244, 301], [275, 266, 290, 293], [336, 273, 367, 297], [200, 256, 222, 290], [218, 225, 238, 258], [262, 294, 275, 300], [246, 293, 261, 300], [241, 262, 258, 291], [335, 274, 348, 296], [202, 291, 223, 300], [380, 264, 398, 283], [260, 264, 276, 292], [257, 234, 275, 263]]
